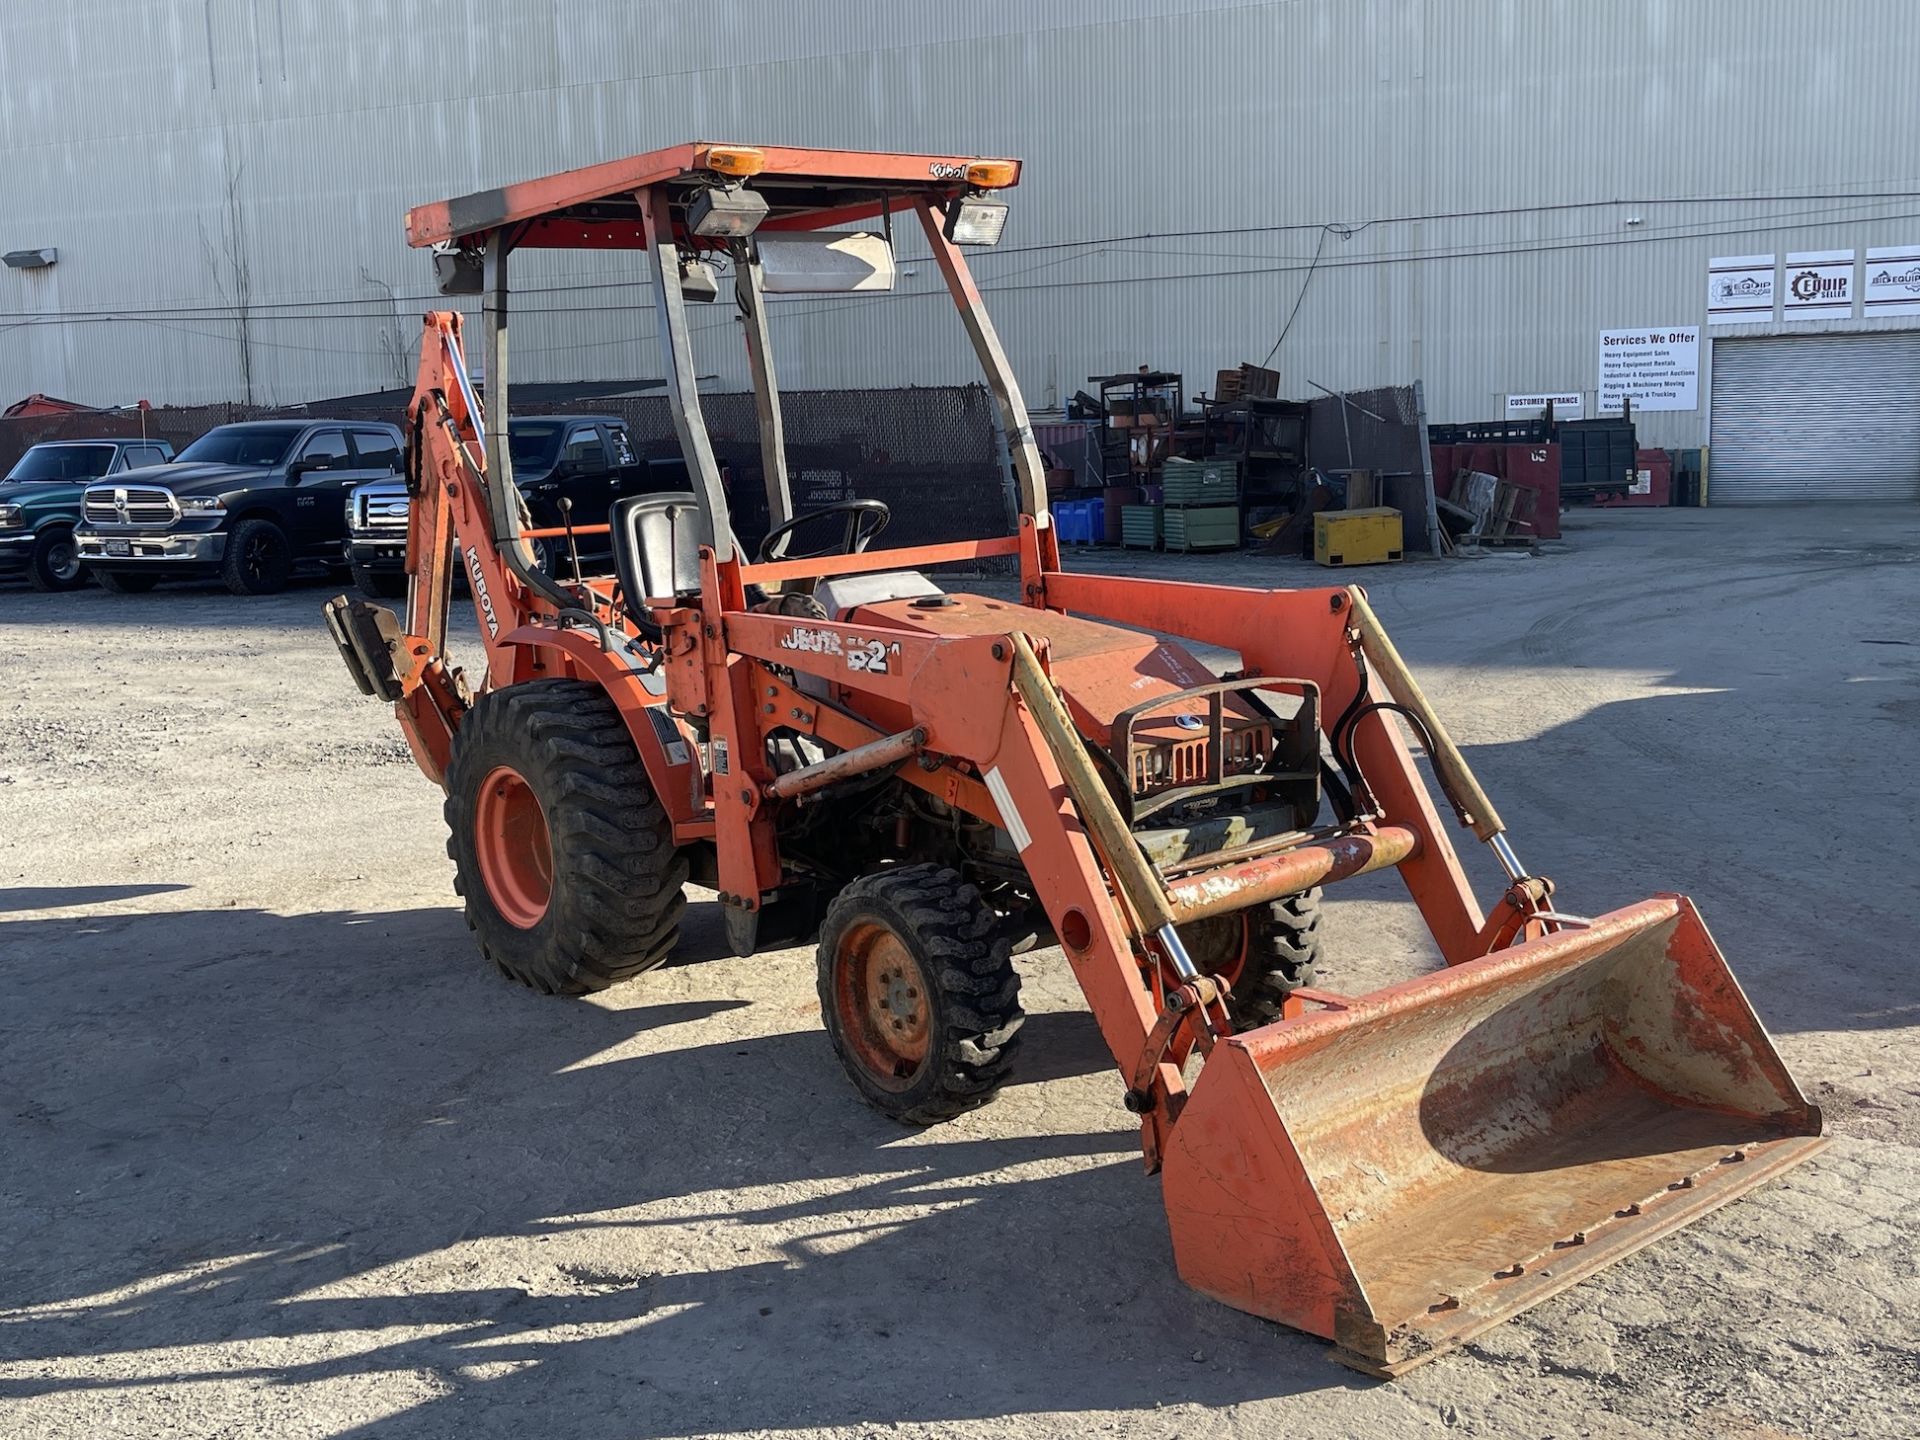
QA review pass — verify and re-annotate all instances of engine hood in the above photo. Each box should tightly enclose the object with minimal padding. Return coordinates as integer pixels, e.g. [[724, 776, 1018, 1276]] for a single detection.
[[846, 592, 1238, 744], [126, 462, 274, 495], [0, 480, 80, 506]]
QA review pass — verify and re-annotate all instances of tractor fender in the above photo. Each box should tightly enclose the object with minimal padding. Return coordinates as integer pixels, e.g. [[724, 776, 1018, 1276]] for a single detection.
[[494, 624, 706, 827]]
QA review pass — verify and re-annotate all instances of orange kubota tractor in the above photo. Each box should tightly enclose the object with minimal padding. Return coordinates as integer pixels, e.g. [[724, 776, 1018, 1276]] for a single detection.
[[324, 143, 1823, 1374]]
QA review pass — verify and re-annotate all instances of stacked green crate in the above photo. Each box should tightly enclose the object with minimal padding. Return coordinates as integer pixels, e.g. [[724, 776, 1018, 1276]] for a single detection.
[[1159, 457, 1240, 551], [1121, 504, 1164, 549], [1163, 505, 1241, 552], [1160, 457, 1238, 504]]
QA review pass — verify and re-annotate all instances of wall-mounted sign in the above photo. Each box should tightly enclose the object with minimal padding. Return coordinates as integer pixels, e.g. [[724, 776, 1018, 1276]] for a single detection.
[[1783, 250, 1855, 319], [1707, 254, 1774, 324], [1505, 392, 1584, 420], [1597, 328, 1699, 412], [1864, 246, 1920, 317]]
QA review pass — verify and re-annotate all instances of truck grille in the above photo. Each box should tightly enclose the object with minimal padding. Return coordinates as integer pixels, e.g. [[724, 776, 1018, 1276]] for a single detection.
[[82, 484, 179, 526], [354, 490, 410, 530]]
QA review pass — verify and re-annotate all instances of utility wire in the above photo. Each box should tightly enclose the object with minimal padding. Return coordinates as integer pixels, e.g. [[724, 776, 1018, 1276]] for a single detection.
[[1262, 224, 1332, 366], [2, 187, 1917, 324]]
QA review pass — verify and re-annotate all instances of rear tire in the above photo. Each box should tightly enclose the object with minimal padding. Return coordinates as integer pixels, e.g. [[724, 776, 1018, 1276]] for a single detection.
[[817, 864, 1023, 1125], [352, 561, 408, 599], [28, 528, 87, 591], [222, 518, 293, 595], [1181, 886, 1324, 1030], [444, 678, 688, 994], [92, 569, 159, 594]]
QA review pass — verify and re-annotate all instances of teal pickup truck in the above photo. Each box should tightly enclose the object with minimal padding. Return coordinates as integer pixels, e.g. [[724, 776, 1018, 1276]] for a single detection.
[[0, 438, 176, 590]]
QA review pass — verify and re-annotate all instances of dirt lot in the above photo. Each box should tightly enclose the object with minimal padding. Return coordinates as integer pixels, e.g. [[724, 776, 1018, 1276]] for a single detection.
[[2, 506, 1916, 1440]]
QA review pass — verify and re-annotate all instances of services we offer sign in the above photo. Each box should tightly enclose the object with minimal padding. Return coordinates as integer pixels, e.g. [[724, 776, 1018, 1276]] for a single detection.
[[1597, 327, 1699, 412]]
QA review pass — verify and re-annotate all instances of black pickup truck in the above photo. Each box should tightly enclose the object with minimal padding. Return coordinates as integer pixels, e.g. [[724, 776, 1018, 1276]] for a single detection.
[[345, 414, 653, 597], [75, 419, 404, 595]]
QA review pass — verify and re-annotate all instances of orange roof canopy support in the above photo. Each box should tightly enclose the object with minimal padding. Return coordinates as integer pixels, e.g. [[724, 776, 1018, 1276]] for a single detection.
[[405, 143, 1024, 250]]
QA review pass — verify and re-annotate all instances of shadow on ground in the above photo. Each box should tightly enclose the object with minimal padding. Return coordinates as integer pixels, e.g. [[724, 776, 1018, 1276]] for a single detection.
[[0, 902, 1359, 1435]]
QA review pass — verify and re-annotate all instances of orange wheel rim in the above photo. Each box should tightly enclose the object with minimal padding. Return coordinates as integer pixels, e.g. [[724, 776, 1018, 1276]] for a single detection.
[[833, 920, 932, 1091], [473, 765, 553, 929], [1175, 911, 1250, 989]]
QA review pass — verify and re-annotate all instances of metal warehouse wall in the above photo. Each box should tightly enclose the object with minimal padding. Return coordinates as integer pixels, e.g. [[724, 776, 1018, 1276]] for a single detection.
[[2, 0, 1915, 446]]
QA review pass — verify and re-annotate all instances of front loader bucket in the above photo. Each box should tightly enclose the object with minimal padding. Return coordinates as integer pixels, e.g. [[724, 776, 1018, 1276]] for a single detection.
[[1161, 896, 1823, 1375]]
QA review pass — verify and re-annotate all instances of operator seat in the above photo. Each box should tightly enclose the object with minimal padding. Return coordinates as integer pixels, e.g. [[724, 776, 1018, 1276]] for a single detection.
[[609, 492, 770, 635], [610, 493, 709, 635]]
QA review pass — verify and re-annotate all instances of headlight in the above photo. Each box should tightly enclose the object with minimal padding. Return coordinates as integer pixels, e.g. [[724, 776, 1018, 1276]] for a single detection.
[[0, 504, 24, 529], [178, 495, 226, 514]]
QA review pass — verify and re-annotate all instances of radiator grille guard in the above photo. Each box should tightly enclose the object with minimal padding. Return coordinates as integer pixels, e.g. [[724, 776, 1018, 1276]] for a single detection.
[[1112, 677, 1319, 825]]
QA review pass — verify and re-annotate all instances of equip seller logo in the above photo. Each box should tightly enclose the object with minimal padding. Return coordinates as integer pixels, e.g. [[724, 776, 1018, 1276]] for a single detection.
[[1711, 275, 1770, 301], [1789, 269, 1846, 302]]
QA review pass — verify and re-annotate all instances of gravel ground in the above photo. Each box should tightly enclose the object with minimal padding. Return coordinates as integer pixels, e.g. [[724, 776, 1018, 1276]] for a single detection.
[[1, 506, 1916, 1439]]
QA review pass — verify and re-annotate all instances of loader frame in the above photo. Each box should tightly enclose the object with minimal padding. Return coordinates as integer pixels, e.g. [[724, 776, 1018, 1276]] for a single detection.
[[324, 143, 1824, 1375]]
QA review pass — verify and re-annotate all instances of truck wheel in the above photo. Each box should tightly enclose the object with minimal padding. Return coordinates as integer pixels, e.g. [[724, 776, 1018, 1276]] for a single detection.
[[222, 518, 293, 595], [1179, 886, 1324, 1030], [352, 561, 407, 600], [444, 678, 688, 995], [92, 569, 159, 594], [28, 528, 86, 592], [817, 864, 1023, 1125]]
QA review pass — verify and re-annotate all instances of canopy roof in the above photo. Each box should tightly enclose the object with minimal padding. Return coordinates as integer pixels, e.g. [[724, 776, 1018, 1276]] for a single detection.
[[405, 142, 1023, 251]]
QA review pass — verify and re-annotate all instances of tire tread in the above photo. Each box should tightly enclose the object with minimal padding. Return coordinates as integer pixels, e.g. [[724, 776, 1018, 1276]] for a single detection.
[[444, 678, 688, 995]]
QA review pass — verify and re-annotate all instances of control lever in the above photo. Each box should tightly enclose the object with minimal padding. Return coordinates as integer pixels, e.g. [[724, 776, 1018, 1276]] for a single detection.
[[558, 496, 584, 584]]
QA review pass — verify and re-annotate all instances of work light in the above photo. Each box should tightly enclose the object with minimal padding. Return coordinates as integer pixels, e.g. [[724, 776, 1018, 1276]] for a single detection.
[[944, 199, 1008, 247], [690, 185, 769, 238]]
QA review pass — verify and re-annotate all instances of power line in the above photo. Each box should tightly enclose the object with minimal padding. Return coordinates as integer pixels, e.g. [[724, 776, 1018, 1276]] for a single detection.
[[3, 188, 1917, 324], [695, 199, 1920, 329], [1262, 224, 1333, 366]]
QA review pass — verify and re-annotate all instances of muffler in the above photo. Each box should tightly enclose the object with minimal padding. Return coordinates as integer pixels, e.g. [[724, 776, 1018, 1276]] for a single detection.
[[1160, 895, 1823, 1375]]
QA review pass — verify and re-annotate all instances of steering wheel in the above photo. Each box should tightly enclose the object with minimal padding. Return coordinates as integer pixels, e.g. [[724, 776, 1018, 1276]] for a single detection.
[[757, 499, 892, 563]]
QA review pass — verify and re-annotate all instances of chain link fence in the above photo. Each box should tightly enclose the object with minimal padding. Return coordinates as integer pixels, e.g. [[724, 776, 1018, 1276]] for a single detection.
[[0, 384, 1014, 564], [1304, 382, 1439, 554]]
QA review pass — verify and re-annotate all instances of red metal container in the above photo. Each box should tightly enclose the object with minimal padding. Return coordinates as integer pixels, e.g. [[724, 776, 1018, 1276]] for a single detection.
[[1595, 449, 1672, 508], [1430, 442, 1561, 540]]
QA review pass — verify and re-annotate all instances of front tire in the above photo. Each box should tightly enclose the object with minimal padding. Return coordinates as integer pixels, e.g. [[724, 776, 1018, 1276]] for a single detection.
[[444, 678, 688, 995], [28, 528, 87, 592], [1180, 886, 1324, 1030], [222, 518, 293, 595], [92, 568, 159, 594], [817, 864, 1023, 1125]]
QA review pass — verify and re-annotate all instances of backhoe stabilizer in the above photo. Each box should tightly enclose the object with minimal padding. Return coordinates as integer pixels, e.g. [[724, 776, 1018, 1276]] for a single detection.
[[1160, 895, 1823, 1375]]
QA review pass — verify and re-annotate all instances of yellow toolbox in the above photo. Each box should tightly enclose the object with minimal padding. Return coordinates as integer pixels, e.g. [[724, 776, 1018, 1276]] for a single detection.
[[1314, 507, 1403, 567]]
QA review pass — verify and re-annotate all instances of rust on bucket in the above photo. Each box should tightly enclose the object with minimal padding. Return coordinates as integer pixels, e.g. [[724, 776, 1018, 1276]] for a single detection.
[[1159, 895, 1824, 1374]]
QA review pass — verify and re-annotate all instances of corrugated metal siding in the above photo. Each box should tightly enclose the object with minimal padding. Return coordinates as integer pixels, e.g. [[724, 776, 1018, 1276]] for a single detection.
[[0, 0, 1918, 447], [1708, 333, 1920, 503]]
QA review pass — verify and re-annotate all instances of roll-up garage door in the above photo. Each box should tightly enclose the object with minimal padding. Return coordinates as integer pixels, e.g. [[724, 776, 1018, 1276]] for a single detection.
[[1709, 332, 1920, 503]]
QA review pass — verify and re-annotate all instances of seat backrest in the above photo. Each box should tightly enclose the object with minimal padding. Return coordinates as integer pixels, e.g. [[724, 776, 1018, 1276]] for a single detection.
[[610, 493, 708, 613]]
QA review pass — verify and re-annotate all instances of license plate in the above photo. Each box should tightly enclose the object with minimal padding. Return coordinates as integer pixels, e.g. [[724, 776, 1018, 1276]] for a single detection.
[[105, 540, 132, 557]]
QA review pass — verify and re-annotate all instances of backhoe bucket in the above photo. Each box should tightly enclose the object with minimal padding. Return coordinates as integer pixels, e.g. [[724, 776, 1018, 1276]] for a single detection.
[[1161, 895, 1823, 1375]]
